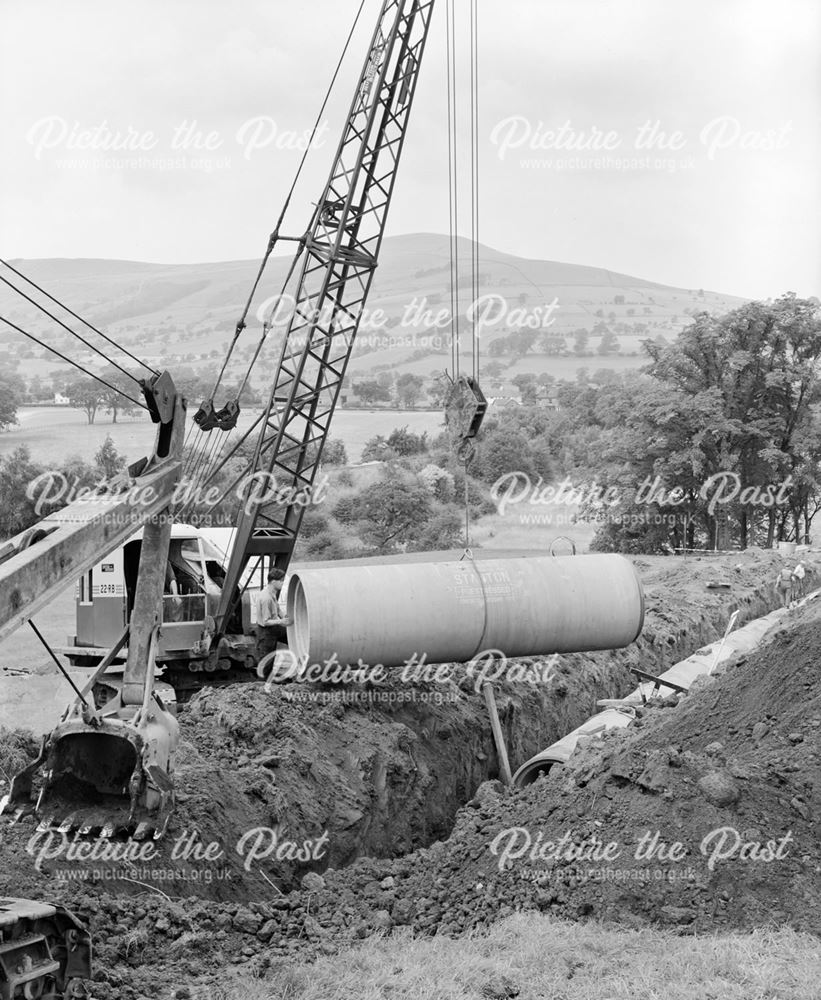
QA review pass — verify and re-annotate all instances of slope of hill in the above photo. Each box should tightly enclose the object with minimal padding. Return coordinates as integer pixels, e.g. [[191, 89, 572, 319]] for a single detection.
[[0, 234, 747, 386]]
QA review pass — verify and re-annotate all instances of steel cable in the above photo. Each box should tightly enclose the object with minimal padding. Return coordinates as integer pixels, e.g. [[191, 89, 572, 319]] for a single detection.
[[0, 314, 146, 408], [0, 257, 158, 377]]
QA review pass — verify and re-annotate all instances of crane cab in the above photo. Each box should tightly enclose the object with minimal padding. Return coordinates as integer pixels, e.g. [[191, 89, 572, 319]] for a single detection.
[[61, 525, 250, 670]]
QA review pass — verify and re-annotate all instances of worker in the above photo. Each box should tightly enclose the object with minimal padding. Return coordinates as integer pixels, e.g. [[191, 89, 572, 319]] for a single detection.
[[163, 562, 183, 622], [775, 563, 795, 609], [792, 561, 806, 599], [256, 567, 292, 664]]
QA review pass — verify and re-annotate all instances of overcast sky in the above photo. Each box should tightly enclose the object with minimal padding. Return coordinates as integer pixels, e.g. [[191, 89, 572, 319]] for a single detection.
[[1, 0, 818, 299]]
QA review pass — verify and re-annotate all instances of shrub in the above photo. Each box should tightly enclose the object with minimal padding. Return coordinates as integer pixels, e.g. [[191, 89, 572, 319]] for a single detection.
[[299, 509, 331, 539], [331, 494, 360, 525]]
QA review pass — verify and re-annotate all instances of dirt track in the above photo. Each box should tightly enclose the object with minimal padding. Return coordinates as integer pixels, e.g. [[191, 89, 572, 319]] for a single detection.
[[0, 549, 818, 998]]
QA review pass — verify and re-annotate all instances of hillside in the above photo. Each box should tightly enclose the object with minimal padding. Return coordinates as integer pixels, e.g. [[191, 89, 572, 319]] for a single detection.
[[0, 234, 747, 388]]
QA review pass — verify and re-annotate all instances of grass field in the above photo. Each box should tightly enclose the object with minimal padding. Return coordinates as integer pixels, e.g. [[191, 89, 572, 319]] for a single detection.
[[505, 352, 647, 379], [217, 914, 820, 1000], [470, 508, 595, 553], [0, 406, 447, 466]]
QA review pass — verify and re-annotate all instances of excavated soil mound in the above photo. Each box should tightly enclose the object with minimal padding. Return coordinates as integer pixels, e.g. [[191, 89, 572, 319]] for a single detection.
[[59, 584, 821, 1000], [0, 550, 818, 998]]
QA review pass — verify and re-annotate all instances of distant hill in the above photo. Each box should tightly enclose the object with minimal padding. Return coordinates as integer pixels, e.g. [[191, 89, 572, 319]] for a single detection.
[[0, 234, 748, 387]]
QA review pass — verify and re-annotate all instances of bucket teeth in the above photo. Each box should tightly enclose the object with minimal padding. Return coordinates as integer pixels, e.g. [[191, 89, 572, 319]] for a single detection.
[[58, 814, 77, 834], [36, 814, 56, 833], [0, 719, 178, 841]]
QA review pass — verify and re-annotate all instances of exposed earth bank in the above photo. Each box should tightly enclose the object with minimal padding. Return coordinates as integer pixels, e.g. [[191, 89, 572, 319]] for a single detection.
[[0, 549, 818, 998]]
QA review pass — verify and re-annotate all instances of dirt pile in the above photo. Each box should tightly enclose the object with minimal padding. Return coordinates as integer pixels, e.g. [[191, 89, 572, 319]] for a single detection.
[[50, 581, 820, 1000], [0, 550, 817, 998]]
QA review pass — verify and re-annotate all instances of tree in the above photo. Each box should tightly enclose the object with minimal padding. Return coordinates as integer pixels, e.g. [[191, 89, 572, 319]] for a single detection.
[[322, 438, 348, 465], [220, 381, 262, 407], [512, 328, 539, 357], [361, 435, 394, 462], [472, 426, 541, 486], [348, 478, 433, 550], [174, 368, 213, 407], [597, 330, 620, 355], [573, 330, 589, 355], [298, 529, 351, 561], [582, 295, 821, 552], [0, 446, 108, 540], [644, 295, 821, 548], [99, 366, 140, 423], [487, 335, 511, 357], [356, 380, 391, 405], [94, 435, 127, 479], [407, 506, 463, 551], [331, 493, 360, 524], [298, 508, 331, 539], [396, 373, 424, 408], [418, 463, 456, 502], [0, 371, 24, 430], [66, 376, 104, 424], [386, 426, 428, 456], [427, 377, 449, 407], [512, 373, 539, 405], [27, 375, 45, 403], [0, 447, 47, 538], [540, 332, 567, 355]]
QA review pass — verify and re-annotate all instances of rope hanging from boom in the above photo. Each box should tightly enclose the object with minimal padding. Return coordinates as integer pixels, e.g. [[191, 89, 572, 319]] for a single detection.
[[442, 0, 485, 550]]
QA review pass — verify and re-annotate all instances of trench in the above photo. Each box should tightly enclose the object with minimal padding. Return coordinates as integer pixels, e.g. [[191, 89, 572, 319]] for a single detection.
[[159, 556, 789, 901], [0, 556, 788, 905], [321, 575, 782, 864]]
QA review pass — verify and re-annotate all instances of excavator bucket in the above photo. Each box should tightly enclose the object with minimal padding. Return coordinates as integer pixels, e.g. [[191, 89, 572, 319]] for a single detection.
[[1, 695, 178, 840], [0, 374, 186, 842]]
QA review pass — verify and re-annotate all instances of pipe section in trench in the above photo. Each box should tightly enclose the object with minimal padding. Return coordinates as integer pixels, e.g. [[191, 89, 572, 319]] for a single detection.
[[286, 554, 644, 669], [511, 600, 796, 787]]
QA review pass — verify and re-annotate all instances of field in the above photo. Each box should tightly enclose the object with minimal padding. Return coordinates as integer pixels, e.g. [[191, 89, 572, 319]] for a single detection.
[[504, 352, 647, 379], [0, 405, 447, 465]]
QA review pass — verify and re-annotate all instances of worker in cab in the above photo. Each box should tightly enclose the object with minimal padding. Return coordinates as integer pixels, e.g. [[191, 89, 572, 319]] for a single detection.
[[163, 561, 183, 622], [256, 567, 292, 664]]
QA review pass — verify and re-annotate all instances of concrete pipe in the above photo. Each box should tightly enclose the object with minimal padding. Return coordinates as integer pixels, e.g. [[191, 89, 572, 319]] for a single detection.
[[512, 707, 635, 787], [286, 553, 644, 668]]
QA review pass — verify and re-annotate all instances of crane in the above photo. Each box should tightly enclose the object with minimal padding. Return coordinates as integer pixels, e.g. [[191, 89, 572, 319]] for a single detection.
[[0, 0, 440, 837], [202, 0, 436, 662]]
